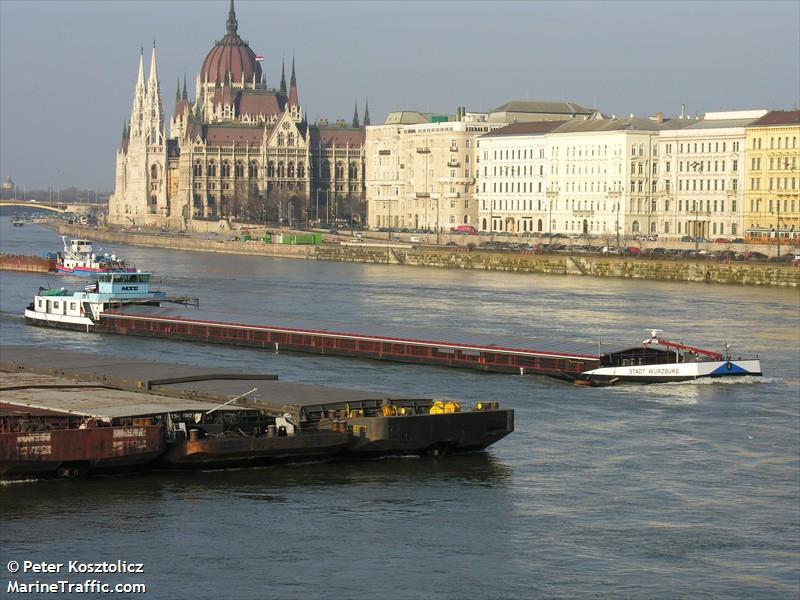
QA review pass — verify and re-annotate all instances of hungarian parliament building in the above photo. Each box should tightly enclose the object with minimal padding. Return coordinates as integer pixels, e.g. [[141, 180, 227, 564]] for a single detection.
[[108, 0, 368, 229]]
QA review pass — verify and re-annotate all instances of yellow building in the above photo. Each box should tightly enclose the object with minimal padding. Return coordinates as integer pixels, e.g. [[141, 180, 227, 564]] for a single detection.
[[744, 110, 800, 244]]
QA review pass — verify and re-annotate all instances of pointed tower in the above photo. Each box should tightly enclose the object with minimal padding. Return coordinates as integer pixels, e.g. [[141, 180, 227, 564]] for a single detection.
[[182, 74, 188, 101], [129, 48, 146, 138], [352, 101, 359, 128], [279, 57, 287, 96], [226, 0, 238, 36], [143, 43, 164, 143], [363, 98, 371, 126], [288, 55, 298, 107]]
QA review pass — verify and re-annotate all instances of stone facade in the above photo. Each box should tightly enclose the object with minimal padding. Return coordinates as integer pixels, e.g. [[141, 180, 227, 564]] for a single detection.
[[744, 110, 800, 243], [365, 112, 500, 232], [109, 0, 367, 231]]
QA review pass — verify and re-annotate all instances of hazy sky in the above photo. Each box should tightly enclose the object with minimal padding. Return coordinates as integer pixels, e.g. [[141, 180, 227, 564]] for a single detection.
[[1, 0, 798, 191]]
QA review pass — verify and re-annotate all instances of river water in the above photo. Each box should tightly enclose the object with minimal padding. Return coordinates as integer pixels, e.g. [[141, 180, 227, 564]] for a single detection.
[[1, 218, 798, 599]]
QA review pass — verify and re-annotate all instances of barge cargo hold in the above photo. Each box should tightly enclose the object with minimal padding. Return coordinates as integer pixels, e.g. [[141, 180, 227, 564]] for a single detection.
[[97, 306, 603, 380]]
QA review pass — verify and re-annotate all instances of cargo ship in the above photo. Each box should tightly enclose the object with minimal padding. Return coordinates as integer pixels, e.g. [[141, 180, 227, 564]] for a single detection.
[[22, 277, 762, 384], [55, 236, 135, 275], [1, 354, 514, 479]]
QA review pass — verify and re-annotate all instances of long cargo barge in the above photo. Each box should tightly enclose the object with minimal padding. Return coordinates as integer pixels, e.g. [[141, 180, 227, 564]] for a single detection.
[[99, 307, 602, 379], [21, 272, 763, 384]]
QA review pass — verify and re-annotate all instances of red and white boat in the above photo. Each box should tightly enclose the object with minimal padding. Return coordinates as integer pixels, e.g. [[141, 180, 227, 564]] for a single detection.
[[55, 236, 135, 276]]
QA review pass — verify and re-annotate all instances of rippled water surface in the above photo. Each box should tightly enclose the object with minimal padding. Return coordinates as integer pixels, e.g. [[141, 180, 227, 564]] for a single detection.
[[1, 219, 798, 599]]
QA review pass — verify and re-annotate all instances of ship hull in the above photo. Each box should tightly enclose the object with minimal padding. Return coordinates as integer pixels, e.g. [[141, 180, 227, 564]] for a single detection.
[[579, 359, 762, 384]]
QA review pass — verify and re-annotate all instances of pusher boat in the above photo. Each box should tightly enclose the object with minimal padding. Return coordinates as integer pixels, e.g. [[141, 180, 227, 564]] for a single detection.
[[576, 330, 762, 385]]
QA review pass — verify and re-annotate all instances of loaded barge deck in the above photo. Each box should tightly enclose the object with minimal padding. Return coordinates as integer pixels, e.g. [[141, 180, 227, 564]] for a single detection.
[[97, 306, 603, 379], [0, 348, 513, 479]]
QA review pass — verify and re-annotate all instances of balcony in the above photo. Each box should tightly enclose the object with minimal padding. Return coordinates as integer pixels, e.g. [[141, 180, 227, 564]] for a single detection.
[[416, 147, 431, 154], [449, 145, 458, 152], [572, 210, 595, 217], [415, 192, 431, 198], [447, 160, 460, 167], [378, 150, 391, 155]]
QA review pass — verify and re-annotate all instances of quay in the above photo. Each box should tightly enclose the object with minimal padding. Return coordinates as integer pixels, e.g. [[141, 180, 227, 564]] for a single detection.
[[0, 348, 514, 479], [55, 223, 800, 287]]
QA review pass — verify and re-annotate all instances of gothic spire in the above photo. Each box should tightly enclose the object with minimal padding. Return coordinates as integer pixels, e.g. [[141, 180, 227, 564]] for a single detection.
[[176, 77, 181, 103], [279, 57, 287, 95], [363, 98, 371, 126], [182, 74, 188, 100], [135, 47, 145, 93], [226, 0, 238, 36], [352, 101, 359, 128], [288, 55, 298, 106]]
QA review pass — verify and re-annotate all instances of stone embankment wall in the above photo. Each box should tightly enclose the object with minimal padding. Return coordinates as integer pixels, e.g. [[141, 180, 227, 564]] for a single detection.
[[58, 224, 799, 287]]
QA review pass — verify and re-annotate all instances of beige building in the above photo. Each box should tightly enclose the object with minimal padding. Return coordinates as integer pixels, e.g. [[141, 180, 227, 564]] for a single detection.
[[655, 110, 766, 240], [489, 100, 599, 124], [366, 109, 500, 232], [743, 110, 800, 242]]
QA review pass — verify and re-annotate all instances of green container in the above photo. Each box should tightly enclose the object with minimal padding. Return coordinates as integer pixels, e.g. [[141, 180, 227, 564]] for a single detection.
[[243, 234, 251, 242], [262, 234, 272, 244]]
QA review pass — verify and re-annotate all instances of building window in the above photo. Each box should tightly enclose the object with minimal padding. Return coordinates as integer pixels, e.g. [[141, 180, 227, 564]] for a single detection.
[[221, 161, 230, 178], [235, 162, 244, 178], [207, 162, 216, 177]]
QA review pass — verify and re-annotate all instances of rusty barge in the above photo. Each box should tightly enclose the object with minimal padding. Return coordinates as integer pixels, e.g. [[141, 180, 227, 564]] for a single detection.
[[0, 349, 513, 479]]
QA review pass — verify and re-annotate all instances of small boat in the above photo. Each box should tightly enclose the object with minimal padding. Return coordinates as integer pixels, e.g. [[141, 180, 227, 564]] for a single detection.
[[24, 271, 172, 331], [55, 236, 135, 276], [577, 330, 762, 384], [11, 216, 24, 227]]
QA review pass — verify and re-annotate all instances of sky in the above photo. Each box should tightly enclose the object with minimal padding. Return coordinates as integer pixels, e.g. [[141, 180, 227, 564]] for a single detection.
[[1, 0, 798, 191]]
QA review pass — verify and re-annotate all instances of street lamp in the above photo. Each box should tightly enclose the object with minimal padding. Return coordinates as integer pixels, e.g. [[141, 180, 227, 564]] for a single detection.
[[545, 185, 559, 243]]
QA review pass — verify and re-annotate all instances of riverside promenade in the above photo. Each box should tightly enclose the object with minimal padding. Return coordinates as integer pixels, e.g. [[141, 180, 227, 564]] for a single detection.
[[56, 223, 799, 287]]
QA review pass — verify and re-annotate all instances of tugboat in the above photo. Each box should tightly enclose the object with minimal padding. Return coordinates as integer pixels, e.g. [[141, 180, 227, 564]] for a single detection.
[[55, 236, 134, 275], [23, 271, 192, 331], [577, 330, 762, 385]]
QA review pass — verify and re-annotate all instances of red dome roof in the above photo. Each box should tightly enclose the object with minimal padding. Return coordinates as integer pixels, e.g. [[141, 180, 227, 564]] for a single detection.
[[200, 1, 262, 84]]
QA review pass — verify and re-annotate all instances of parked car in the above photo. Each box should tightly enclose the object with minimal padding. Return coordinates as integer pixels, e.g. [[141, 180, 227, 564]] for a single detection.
[[714, 238, 731, 244], [732, 238, 746, 244], [680, 235, 693, 242], [455, 225, 478, 235]]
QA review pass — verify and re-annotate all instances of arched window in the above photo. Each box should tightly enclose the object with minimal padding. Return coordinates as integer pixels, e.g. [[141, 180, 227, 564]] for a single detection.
[[277, 133, 284, 146], [267, 161, 275, 177], [335, 162, 344, 179], [537, 219, 543, 232], [482, 218, 487, 231], [322, 161, 330, 179], [297, 162, 305, 178], [288, 162, 295, 178], [664, 222, 670, 234], [221, 161, 230, 178], [650, 222, 657, 233], [193, 162, 202, 177], [287, 133, 294, 147], [150, 164, 159, 179], [349, 162, 358, 179], [277, 162, 285, 178], [463, 215, 469, 224], [632, 220, 640, 233], [248, 161, 258, 178], [235, 161, 244, 178], [208, 161, 216, 177]]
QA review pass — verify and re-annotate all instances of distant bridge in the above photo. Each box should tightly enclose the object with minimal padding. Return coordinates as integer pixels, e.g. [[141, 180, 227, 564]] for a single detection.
[[0, 200, 65, 213], [0, 200, 103, 214]]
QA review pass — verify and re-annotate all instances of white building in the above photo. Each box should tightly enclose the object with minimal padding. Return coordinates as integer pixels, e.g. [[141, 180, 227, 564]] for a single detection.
[[655, 110, 767, 240], [476, 121, 563, 233], [546, 117, 672, 240], [366, 109, 500, 231]]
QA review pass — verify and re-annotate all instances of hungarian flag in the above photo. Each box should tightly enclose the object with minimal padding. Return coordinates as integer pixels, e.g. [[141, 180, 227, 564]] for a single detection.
[[255, 55, 264, 62]]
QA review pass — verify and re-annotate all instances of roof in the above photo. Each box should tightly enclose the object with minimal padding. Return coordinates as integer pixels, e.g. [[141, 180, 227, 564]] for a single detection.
[[237, 89, 283, 117], [747, 110, 800, 128], [481, 120, 566, 138], [684, 117, 763, 130], [491, 100, 596, 115], [384, 111, 441, 125], [310, 126, 365, 146], [550, 117, 663, 134], [205, 124, 265, 144]]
